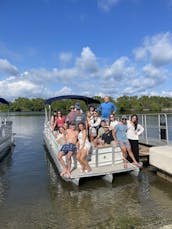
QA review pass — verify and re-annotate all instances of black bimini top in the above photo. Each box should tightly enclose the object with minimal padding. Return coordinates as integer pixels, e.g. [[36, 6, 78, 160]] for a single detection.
[[0, 98, 9, 105], [45, 95, 100, 105]]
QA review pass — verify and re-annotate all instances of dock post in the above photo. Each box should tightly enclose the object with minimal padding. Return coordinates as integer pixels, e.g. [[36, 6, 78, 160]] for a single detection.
[[102, 174, 113, 183]]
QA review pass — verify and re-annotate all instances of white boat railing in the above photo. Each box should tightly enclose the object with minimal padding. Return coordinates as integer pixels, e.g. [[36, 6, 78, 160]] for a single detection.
[[124, 113, 172, 146], [45, 105, 172, 146]]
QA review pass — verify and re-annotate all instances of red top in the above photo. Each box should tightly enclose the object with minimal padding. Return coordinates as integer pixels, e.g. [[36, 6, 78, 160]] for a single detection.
[[55, 116, 65, 127]]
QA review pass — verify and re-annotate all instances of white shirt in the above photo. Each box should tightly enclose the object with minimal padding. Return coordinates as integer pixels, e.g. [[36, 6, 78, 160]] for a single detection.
[[126, 120, 144, 140], [109, 120, 118, 130], [90, 117, 101, 128]]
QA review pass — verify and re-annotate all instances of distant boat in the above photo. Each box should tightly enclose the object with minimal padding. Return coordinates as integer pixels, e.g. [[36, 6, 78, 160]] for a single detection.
[[43, 95, 139, 186], [0, 98, 15, 161]]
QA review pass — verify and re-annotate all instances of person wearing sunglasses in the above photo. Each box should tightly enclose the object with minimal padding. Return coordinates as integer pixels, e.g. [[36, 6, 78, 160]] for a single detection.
[[65, 105, 77, 127], [114, 115, 142, 169], [53, 110, 65, 131], [88, 111, 101, 143]]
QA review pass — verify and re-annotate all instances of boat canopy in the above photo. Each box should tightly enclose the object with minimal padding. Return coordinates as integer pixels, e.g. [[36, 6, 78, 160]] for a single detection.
[[45, 95, 100, 105], [0, 98, 9, 105]]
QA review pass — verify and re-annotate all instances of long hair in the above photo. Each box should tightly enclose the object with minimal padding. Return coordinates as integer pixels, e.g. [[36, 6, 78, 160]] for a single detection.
[[131, 114, 138, 130]]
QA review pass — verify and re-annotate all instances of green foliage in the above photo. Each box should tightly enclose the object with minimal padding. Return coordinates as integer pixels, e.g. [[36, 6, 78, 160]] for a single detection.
[[1, 96, 172, 113], [8, 97, 45, 112]]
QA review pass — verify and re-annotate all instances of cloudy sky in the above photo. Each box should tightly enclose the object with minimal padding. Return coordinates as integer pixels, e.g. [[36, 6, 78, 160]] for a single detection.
[[1, 0, 172, 101]]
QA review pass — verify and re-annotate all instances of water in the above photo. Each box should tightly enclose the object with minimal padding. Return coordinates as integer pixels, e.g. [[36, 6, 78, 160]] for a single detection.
[[0, 115, 172, 229]]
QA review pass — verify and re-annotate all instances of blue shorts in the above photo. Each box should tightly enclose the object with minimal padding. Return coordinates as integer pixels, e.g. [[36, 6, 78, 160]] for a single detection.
[[118, 140, 131, 149], [60, 143, 77, 155]]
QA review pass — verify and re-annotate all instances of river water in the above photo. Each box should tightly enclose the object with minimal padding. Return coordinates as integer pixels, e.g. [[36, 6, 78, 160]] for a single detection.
[[0, 115, 172, 229]]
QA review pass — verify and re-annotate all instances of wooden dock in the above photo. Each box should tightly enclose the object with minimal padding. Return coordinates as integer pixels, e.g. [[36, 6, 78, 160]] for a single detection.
[[149, 145, 172, 182]]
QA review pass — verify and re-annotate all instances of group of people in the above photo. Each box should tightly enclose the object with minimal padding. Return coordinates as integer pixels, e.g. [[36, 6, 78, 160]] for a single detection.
[[50, 96, 144, 178]]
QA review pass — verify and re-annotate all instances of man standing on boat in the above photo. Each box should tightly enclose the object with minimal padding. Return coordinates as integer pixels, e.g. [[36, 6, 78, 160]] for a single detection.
[[65, 105, 77, 126], [96, 96, 117, 124], [57, 122, 78, 178], [74, 106, 86, 128]]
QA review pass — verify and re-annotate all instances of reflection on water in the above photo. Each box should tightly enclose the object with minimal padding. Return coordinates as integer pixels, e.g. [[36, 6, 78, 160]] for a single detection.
[[46, 154, 172, 229], [0, 115, 172, 229]]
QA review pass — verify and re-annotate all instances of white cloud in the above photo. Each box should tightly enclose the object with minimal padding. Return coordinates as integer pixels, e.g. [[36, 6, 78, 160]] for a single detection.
[[142, 64, 166, 80], [0, 59, 18, 75], [97, 0, 121, 11], [59, 52, 72, 64], [0, 78, 51, 99], [55, 86, 73, 96], [76, 47, 99, 74], [103, 56, 132, 80], [1, 36, 172, 100], [134, 32, 172, 66]]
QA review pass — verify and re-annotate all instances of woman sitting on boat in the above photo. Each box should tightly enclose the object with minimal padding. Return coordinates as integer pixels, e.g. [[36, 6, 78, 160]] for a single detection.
[[56, 126, 66, 145], [50, 110, 57, 131], [53, 110, 65, 131], [109, 114, 118, 130], [93, 119, 106, 146], [77, 122, 92, 173], [88, 111, 101, 144]]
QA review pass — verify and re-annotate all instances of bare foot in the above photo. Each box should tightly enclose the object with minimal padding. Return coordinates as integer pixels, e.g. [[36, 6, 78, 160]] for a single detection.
[[124, 161, 128, 169], [134, 162, 142, 168], [85, 166, 92, 173], [60, 170, 67, 177], [80, 166, 85, 173], [66, 170, 71, 178]]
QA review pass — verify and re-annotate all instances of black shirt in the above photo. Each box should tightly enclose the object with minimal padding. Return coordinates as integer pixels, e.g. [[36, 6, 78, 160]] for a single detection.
[[102, 130, 114, 144]]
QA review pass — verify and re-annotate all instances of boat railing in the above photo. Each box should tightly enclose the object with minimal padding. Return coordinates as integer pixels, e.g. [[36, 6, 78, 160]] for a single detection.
[[0, 119, 13, 137], [89, 145, 123, 167], [44, 120, 124, 169], [116, 113, 172, 146]]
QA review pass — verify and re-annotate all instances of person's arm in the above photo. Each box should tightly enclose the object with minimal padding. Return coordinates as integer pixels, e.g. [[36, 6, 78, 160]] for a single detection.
[[95, 104, 102, 112], [111, 102, 117, 112], [113, 127, 118, 144], [136, 124, 144, 136], [81, 130, 87, 149], [112, 129, 115, 140], [65, 113, 69, 122], [53, 119, 57, 130]]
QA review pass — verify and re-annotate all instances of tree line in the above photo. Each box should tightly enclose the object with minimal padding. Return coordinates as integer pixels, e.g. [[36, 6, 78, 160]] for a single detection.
[[0, 96, 172, 114]]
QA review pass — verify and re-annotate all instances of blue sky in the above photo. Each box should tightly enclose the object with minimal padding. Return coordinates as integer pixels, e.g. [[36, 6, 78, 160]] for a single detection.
[[1, 0, 172, 101]]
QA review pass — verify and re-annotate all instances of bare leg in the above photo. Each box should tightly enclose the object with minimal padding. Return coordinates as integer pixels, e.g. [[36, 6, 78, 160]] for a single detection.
[[120, 146, 128, 168], [127, 147, 142, 168], [66, 151, 73, 177], [57, 151, 67, 176], [80, 149, 91, 172], [127, 147, 138, 163], [76, 150, 85, 172]]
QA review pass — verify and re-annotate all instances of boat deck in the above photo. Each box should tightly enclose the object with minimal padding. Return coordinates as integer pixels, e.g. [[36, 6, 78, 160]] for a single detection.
[[70, 162, 136, 179], [43, 123, 140, 185]]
